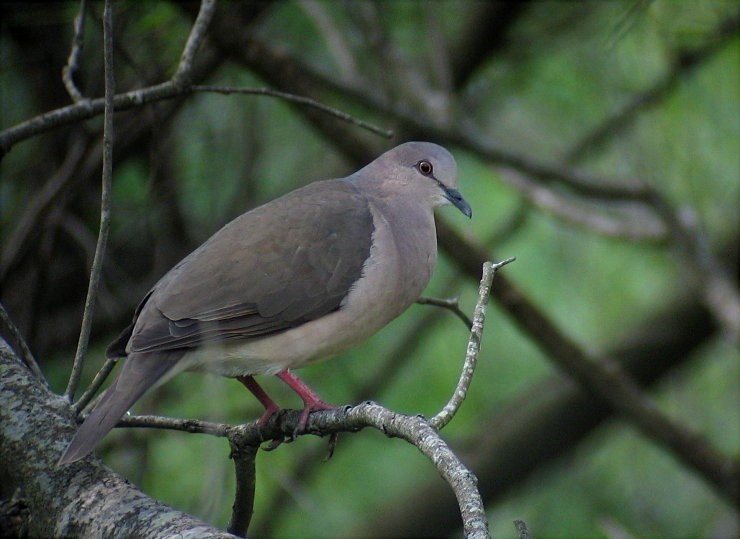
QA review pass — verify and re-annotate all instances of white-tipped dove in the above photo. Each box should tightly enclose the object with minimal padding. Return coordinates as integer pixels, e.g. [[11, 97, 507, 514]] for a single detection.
[[59, 141, 472, 465]]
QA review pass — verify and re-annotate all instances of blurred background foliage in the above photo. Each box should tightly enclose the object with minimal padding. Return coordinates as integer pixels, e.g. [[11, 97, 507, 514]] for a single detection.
[[1, 1, 738, 537]]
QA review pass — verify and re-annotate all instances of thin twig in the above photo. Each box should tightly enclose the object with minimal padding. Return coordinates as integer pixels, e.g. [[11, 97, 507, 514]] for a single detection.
[[0, 83, 392, 160], [0, 302, 47, 387], [118, 414, 231, 437], [173, 0, 217, 85], [72, 356, 117, 414], [190, 85, 392, 138], [0, 0, 387, 159], [65, 0, 115, 401], [416, 295, 473, 329], [63, 0, 88, 102], [430, 258, 515, 431]]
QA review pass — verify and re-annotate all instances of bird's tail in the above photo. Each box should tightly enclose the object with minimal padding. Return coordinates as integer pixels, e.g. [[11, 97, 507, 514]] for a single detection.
[[58, 351, 182, 466]]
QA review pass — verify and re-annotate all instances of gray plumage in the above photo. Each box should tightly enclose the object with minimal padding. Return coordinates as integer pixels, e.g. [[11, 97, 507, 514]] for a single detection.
[[59, 141, 471, 465]]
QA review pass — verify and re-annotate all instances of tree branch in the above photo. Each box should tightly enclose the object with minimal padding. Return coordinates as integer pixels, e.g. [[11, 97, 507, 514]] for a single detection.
[[65, 0, 115, 400], [119, 400, 490, 537], [172, 0, 217, 86], [0, 340, 237, 538], [72, 356, 117, 414], [430, 258, 515, 430], [0, 3, 390, 158], [226, 442, 258, 537], [416, 295, 473, 329], [190, 85, 392, 138], [62, 0, 87, 102]]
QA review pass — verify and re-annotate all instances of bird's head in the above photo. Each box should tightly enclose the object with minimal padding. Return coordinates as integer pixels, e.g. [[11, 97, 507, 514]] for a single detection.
[[356, 141, 472, 218]]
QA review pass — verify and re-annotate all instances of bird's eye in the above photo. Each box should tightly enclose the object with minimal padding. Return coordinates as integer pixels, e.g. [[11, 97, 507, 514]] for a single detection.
[[417, 160, 433, 176]]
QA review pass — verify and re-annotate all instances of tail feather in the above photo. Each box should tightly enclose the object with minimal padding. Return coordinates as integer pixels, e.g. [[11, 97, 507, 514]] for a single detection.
[[58, 352, 182, 466]]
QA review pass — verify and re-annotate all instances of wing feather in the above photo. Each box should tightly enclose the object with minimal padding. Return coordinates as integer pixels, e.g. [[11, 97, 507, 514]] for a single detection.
[[120, 179, 373, 355]]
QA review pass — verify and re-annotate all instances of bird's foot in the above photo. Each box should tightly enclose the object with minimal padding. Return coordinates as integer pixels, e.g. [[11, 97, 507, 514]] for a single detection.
[[263, 437, 285, 451], [255, 402, 281, 427], [276, 369, 338, 435], [241, 371, 338, 439], [296, 397, 338, 433]]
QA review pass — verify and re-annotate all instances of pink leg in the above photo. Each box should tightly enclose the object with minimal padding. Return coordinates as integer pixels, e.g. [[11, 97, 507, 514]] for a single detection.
[[277, 369, 337, 431], [237, 375, 281, 426]]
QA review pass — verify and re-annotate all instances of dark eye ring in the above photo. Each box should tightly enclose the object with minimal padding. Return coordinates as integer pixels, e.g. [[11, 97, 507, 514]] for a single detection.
[[417, 160, 433, 176]]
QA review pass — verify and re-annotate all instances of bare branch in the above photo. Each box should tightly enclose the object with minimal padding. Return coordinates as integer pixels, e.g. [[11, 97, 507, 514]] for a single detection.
[[0, 344, 238, 538], [172, 0, 217, 86], [190, 85, 392, 138], [0, 80, 391, 160], [285, 403, 491, 538], [430, 258, 515, 431], [72, 357, 117, 415], [226, 441, 258, 537], [62, 0, 88, 101], [416, 295, 473, 329], [119, 400, 490, 537], [65, 0, 115, 401], [119, 414, 230, 437], [341, 402, 489, 539]]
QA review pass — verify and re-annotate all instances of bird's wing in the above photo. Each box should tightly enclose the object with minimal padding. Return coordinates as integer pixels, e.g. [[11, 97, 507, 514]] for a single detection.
[[124, 179, 374, 354]]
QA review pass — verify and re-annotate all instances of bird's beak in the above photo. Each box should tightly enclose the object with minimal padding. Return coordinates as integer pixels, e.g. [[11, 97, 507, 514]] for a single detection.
[[444, 187, 473, 218]]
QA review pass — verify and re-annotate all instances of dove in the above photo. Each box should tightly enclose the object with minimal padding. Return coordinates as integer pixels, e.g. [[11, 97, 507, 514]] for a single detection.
[[59, 141, 471, 465]]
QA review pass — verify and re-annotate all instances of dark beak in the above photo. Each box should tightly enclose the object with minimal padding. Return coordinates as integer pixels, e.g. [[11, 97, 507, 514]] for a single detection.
[[444, 187, 472, 218]]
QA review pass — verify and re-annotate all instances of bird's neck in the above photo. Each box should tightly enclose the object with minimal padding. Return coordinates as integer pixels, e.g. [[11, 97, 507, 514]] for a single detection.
[[366, 194, 438, 304]]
